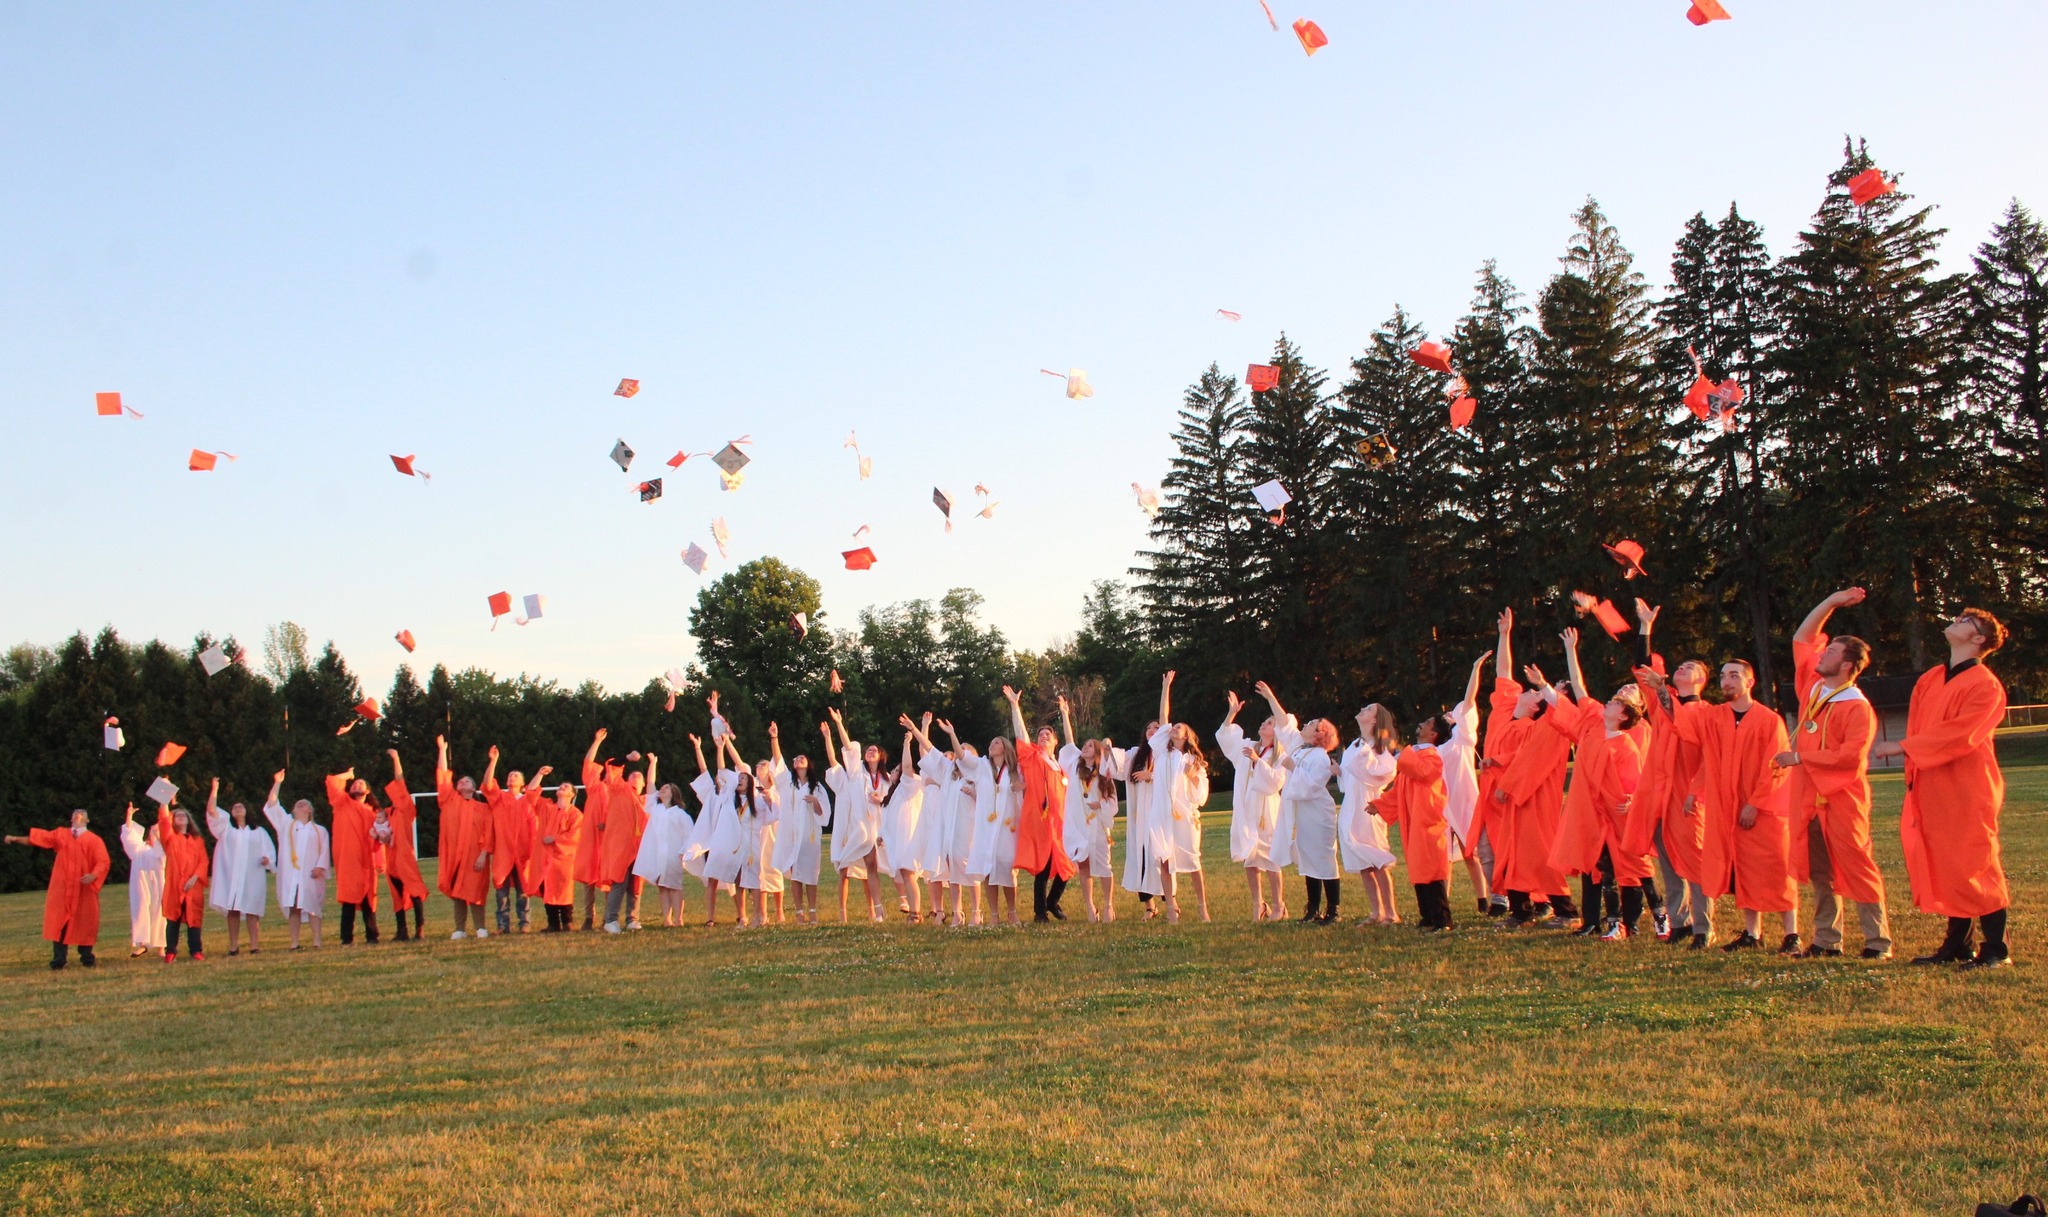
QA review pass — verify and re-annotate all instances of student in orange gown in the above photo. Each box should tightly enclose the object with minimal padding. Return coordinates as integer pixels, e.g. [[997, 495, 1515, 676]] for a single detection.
[[1476, 612, 1537, 921], [1676, 658, 1797, 954], [1541, 628, 1659, 941], [1630, 655, 1714, 947], [482, 750, 539, 934], [1778, 589, 1891, 960], [435, 735, 495, 939], [325, 768, 381, 945], [380, 751, 428, 941], [157, 798, 211, 961], [1004, 682, 1074, 922], [599, 750, 655, 932], [1486, 612, 1584, 929], [1382, 719, 1452, 931], [529, 777, 582, 932], [1873, 608, 2013, 968], [575, 730, 609, 930], [4, 808, 110, 970]]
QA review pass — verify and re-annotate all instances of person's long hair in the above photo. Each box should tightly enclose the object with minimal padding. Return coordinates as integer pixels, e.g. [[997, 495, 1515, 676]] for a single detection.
[[1361, 704, 1399, 754], [985, 736, 1014, 783], [735, 768, 760, 819]]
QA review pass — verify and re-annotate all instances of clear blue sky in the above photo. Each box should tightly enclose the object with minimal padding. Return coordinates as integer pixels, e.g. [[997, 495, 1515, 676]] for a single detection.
[[3, 1, 2042, 696]]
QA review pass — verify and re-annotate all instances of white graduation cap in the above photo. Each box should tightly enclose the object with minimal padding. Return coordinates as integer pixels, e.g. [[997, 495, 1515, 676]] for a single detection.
[[682, 543, 708, 575], [710, 713, 732, 742], [1252, 479, 1291, 513], [1132, 483, 1162, 519], [198, 645, 229, 677], [103, 717, 125, 751], [663, 668, 688, 692], [711, 517, 731, 558], [610, 439, 635, 472], [518, 594, 547, 624], [146, 776, 178, 806]]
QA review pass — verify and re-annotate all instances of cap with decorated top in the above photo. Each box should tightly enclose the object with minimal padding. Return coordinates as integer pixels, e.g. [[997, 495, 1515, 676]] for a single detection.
[[843, 547, 878, 571]]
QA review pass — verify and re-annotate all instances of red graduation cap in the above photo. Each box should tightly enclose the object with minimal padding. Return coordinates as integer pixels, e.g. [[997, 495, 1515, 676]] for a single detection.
[[390, 454, 432, 482], [95, 391, 142, 418], [1292, 17, 1328, 55], [188, 449, 236, 472], [1685, 0, 1730, 24], [1410, 341, 1454, 374], [355, 697, 381, 722], [1684, 375, 1716, 420], [1246, 363, 1280, 393], [395, 629, 417, 653], [156, 741, 187, 767], [1589, 598, 1630, 639], [1449, 396, 1476, 430], [615, 378, 640, 398], [1604, 539, 1648, 579], [488, 591, 513, 629], [1847, 168, 1895, 207], [842, 547, 878, 571]]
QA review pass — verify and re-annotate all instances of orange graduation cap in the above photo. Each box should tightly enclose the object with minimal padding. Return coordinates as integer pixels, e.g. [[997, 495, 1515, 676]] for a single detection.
[[1847, 168, 1895, 207], [395, 629, 417, 653], [1604, 539, 1648, 579], [96, 391, 142, 419], [156, 741, 187, 767], [390, 454, 432, 482], [355, 697, 381, 723], [615, 378, 640, 398], [1292, 17, 1328, 55], [188, 449, 236, 472], [843, 546, 878, 571], [1410, 341, 1453, 374], [1247, 363, 1280, 393], [488, 591, 513, 629], [1685, 0, 1730, 24], [1449, 396, 1477, 431], [1589, 598, 1630, 639]]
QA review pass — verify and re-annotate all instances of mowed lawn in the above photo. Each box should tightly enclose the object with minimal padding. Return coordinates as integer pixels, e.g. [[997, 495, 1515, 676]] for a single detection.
[[2, 738, 2044, 1216]]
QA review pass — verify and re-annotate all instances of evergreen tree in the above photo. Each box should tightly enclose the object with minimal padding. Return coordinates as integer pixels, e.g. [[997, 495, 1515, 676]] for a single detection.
[[1238, 335, 1342, 702], [1967, 199, 2048, 674], [1447, 261, 1544, 625]]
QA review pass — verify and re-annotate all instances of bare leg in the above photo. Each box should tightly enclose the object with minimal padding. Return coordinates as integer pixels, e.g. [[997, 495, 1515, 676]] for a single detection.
[[247, 917, 261, 951], [704, 879, 721, 925], [1189, 870, 1210, 921], [308, 914, 323, 948], [287, 910, 303, 949], [1100, 875, 1115, 923], [1245, 866, 1264, 919]]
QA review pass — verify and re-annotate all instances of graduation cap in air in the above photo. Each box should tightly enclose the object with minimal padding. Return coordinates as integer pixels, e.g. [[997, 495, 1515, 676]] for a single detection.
[[934, 487, 954, 533], [844, 431, 873, 480], [1293, 17, 1328, 54], [977, 501, 999, 519], [711, 517, 731, 557], [638, 478, 663, 503], [713, 441, 751, 490], [1252, 479, 1291, 525], [1356, 434, 1397, 467], [198, 645, 230, 677], [518, 594, 546, 625], [791, 612, 809, 639], [1247, 363, 1280, 393], [843, 547, 878, 571], [391, 454, 431, 481], [1041, 368, 1093, 399], [682, 543, 709, 575], [189, 449, 237, 472], [1449, 396, 1477, 431], [1685, 0, 1730, 24], [355, 698, 381, 723], [1604, 539, 1649, 579], [1133, 483, 1162, 519], [1572, 591, 1631, 639], [104, 717, 125, 751], [1410, 342, 1454, 374], [147, 776, 178, 806], [1847, 168, 1894, 207], [615, 378, 640, 398], [395, 629, 417, 653], [488, 591, 513, 629], [610, 440, 635, 472], [96, 391, 143, 419], [156, 741, 187, 767]]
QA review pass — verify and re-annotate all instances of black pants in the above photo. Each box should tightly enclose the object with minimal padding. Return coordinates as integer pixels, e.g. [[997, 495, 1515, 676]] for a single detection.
[[544, 903, 572, 931], [1940, 909, 2010, 959], [389, 880, 423, 939], [167, 919, 203, 957], [1549, 892, 1581, 920], [1303, 877, 1341, 918], [1414, 880, 1453, 928], [1620, 877, 1665, 932], [50, 942, 96, 969], [1032, 864, 1068, 921], [340, 898, 380, 945]]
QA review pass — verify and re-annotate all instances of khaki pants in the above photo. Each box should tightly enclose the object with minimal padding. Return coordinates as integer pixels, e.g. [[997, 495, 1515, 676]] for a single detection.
[[1807, 820, 1891, 953], [1655, 823, 1714, 935]]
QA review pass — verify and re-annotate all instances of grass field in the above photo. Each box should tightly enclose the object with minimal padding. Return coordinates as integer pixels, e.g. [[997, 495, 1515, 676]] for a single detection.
[[3, 737, 2044, 1215]]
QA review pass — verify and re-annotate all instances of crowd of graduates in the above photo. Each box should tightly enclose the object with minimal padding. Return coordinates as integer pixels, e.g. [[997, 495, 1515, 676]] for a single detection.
[[9, 591, 2017, 971]]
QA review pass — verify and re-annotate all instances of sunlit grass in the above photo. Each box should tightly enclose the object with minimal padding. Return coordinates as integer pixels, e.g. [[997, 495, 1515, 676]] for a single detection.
[[2, 739, 2043, 1214]]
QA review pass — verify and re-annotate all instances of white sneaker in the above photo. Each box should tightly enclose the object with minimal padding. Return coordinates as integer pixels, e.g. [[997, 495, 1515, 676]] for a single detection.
[[1601, 922, 1629, 942], [449, 930, 469, 941], [603, 921, 622, 934], [474, 927, 489, 939], [626, 919, 643, 931]]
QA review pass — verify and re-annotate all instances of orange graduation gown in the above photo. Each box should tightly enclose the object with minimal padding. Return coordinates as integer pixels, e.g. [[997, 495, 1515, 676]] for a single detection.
[[1686, 700, 1795, 912], [435, 768, 495, 905], [1627, 690, 1707, 885], [598, 765, 647, 886], [1788, 636, 1885, 905], [483, 778, 535, 887], [1548, 711, 1652, 884], [1494, 695, 1578, 897], [1383, 745, 1450, 883], [158, 808, 211, 925], [1012, 740, 1075, 881], [382, 779, 428, 908], [325, 774, 378, 908], [27, 827, 109, 946], [1471, 678, 1522, 871], [574, 760, 608, 887], [528, 793, 582, 905], [1898, 662, 2008, 918]]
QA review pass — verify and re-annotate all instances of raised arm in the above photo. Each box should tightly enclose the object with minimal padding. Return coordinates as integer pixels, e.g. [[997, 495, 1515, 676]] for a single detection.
[[483, 745, 501, 791], [584, 728, 606, 768], [205, 778, 226, 838], [768, 722, 785, 771], [722, 734, 748, 773], [1794, 587, 1866, 646], [691, 733, 709, 776], [645, 752, 660, 791], [1496, 607, 1515, 680], [1221, 690, 1246, 733], [829, 705, 855, 755], [1253, 679, 1286, 724], [1159, 670, 1176, 730], [438, 734, 452, 774], [1463, 649, 1493, 709], [1058, 694, 1075, 749], [899, 713, 937, 753], [1633, 598, 1660, 669], [936, 718, 962, 752], [817, 723, 839, 773], [1004, 685, 1029, 743], [1560, 628, 1586, 699]]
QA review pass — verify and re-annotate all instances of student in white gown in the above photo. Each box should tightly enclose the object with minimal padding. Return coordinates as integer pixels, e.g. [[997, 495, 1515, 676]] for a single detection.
[[1146, 671, 1213, 922], [933, 719, 986, 926], [962, 733, 1020, 927], [263, 771, 330, 950], [1251, 683, 1342, 924], [684, 734, 739, 926], [721, 733, 786, 924], [881, 723, 931, 922], [119, 802, 167, 957], [823, 708, 887, 923], [1118, 723, 1169, 914], [204, 777, 276, 956], [1438, 651, 1496, 917], [905, 716, 957, 922], [1053, 695, 1119, 923], [632, 776, 693, 927], [1217, 691, 1286, 921], [1341, 705, 1402, 924], [772, 724, 830, 926]]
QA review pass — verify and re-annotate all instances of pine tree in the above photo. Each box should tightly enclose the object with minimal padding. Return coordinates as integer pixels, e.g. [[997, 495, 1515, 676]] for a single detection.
[[1967, 199, 2048, 661], [1447, 261, 1544, 625], [1239, 336, 1343, 702], [1773, 140, 1980, 670]]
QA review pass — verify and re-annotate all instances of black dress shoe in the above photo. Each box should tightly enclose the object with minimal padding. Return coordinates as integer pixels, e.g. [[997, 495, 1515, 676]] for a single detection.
[[1487, 903, 1508, 918], [1777, 934, 1803, 954], [1663, 922, 1692, 944], [1316, 912, 1339, 925], [1798, 945, 1843, 959], [1911, 944, 1972, 965], [1300, 909, 1320, 923], [1689, 932, 1710, 950], [1859, 947, 1892, 960], [1048, 906, 1066, 921], [1721, 931, 1762, 952], [1961, 949, 2013, 970]]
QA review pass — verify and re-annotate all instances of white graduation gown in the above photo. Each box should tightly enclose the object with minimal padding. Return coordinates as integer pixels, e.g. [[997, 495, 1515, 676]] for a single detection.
[[1120, 736, 1171, 896], [264, 801, 329, 914], [1057, 744, 1116, 872], [1276, 731, 1340, 882], [771, 764, 828, 887], [698, 773, 749, 885], [1216, 725, 1284, 870], [827, 752, 887, 879], [738, 789, 782, 890], [1338, 742, 1398, 871], [119, 822, 167, 949], [205, 806, 275, 917], [907, 751, 953, 879], [962, 756, 1019, 887], [1262, 713, 1303, 869], [633, 795, 692, 889], [1441, 698, 1482, 857], [879, 765, 927, 877]]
